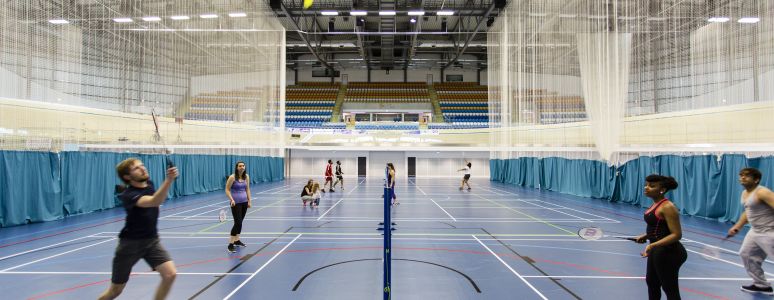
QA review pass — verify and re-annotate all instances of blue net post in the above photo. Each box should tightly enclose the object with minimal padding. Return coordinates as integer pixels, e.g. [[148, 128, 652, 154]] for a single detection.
[[383, 186, 392, 300]]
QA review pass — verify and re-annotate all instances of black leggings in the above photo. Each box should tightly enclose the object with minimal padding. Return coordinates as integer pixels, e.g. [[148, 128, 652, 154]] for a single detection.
[[646, 242, 687, 300], [230, 202, 248, 236]]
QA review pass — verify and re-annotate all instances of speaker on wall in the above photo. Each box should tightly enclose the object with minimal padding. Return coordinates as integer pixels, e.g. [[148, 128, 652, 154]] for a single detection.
[[495, 0, 506, 9]]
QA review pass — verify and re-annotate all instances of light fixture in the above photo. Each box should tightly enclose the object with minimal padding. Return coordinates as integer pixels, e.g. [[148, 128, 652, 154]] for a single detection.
[[113, 18, 134, 23], [170, 15, 190, 20], [558, 14, 577, 18], [379, 11, 396, 16], [142, 16, 162, 21], [48, 19, 69, 24], [350, 11, 367, 16], [410, 18, 416, 23], [321, 11, 338, 16], [738, 17, 760, 23], [228, 12, 247, 17], [408, 11, 425, 16], [707, 17, 730, 23], [200, 14, 218, 19], [436, 10, 454, 16]]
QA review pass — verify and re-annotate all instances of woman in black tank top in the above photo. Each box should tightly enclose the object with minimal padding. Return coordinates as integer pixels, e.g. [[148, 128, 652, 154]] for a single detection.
[[634, 174, 687, 300]]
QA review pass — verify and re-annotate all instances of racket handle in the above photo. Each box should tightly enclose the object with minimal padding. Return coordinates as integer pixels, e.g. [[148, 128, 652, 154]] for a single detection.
[[166, 156, 175, 168]]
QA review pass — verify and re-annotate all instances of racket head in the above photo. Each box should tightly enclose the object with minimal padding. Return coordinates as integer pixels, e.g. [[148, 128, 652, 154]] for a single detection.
[[700, 245, 722, 260], [578, 227, 604, 240], [151, 110, 161, 141], [218, 209, 227, 222]]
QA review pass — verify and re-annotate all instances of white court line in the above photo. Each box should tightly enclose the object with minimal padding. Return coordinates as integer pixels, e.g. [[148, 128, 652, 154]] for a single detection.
[[0, 271, 253, 276], [185, 206, 229, 219], [223, 234, 302, 300], [520, 275, 774, 281], [160, 202, 222, 219], [254, 184, 293, 195], [474, 186, 507, 196], [0, 235, 102, 262], [472, 235, 548, 300], [0, 236, 117, 272], [316, 178, 363, 221], [415, 184, 428, 196], [486, 186, 618, 222], [520, 200, 592, 222], [684, 238, 774, 265], [431, 198, 456, 222], [685, 248, 774, 277]]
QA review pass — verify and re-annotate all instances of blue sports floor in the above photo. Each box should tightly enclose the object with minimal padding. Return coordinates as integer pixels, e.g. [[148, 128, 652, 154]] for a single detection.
[[0, 178, 772, 300]]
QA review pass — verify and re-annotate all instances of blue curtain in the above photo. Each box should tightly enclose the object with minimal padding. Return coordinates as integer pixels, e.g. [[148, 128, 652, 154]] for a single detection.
[[0, 151, 63, 226], [0, 151, 284, 227], [491, 154, 774, 223]]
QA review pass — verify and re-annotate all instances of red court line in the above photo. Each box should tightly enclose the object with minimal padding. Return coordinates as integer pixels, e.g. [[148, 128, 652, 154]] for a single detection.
[[26, 278, 111, 300]]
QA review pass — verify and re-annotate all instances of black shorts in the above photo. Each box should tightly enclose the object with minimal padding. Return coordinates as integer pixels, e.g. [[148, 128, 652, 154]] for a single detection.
[[463, 174, 471, 180], [336, 175, 343, 180], [111, 237, 172, 284]]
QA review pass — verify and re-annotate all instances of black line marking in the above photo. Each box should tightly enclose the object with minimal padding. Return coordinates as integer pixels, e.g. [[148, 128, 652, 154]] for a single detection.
[[292, 258, 481, 293], [439, 221, 458, 228], [188, 227, 294, 299], [481, 228, 582, 300], [315, 221, 334, 228]]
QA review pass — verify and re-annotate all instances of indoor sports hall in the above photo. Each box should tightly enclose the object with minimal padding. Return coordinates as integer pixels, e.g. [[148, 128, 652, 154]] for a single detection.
[[0, 1, 773, 299]]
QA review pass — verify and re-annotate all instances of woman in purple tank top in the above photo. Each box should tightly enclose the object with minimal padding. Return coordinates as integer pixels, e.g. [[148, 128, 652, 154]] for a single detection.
[[225, 161, 251, 253]]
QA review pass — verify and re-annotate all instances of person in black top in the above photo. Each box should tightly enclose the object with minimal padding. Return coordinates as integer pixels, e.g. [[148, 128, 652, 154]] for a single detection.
[[633, 174, 686, 300], [99, 158, 178, 300], [332, 160, 344, 191]]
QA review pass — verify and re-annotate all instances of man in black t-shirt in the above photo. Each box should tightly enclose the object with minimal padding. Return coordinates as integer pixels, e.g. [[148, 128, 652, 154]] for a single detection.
[[99, 158, 178, 300], [332, 160, 344, 191]]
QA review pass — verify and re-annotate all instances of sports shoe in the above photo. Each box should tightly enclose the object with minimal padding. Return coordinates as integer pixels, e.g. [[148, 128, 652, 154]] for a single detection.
[[227, 243, 236, 253], [330, 189, 335, 192], [234, 240, 246, 247], [741, 284, 774, 295]]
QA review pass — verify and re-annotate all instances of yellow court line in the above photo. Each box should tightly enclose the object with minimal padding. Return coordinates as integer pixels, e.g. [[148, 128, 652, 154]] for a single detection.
[[472, 194, 576, 235]]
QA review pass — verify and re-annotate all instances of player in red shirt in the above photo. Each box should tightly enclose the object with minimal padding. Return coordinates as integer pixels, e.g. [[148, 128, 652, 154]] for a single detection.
[[324, 160, 334, 192]]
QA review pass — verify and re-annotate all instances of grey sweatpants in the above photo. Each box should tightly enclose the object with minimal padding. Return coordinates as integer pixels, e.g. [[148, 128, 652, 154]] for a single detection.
[[740, 230, 774, 288]]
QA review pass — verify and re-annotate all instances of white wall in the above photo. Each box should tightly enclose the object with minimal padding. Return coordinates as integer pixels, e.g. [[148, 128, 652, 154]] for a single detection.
[[288, 149, 490, 179]]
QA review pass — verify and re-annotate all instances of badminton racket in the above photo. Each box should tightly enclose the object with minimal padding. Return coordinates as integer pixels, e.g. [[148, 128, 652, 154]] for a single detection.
[[218, 209, 227, 222], [698, 235, 733, 261], [577, 227, 640, 242], [151, 109, 174, 169]]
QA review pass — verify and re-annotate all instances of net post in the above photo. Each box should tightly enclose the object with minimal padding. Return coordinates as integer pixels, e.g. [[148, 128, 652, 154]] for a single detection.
[[383, 186, 392, 300]]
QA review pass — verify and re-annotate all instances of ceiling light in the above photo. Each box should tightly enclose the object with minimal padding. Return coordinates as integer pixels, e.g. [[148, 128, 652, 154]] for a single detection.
[[350, 11, 367, 16], [113, 18, 133, 23], [410, 18, 416, 23], [558, 14, 576, 18], [200, 14, 218, 19], [321, 11, 338, 16], [436, 11, 454, 16], [379, 11, 396, 16], [48, 19, 69, 24], [228, 12, 247, 18], [142, 16, 162, 21], [170, 15, 190, 20], [738, 17, 760, 23], [408, 11, 425, 16], [707, 17, 730, 23]]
